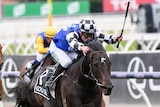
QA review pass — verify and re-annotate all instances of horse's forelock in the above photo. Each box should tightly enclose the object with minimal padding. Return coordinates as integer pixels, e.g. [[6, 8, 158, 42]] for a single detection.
[[87, 40, 105, 51]]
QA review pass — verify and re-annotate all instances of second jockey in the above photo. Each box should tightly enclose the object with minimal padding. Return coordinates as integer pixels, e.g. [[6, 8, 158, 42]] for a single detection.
[[25, 26, 57, 81]]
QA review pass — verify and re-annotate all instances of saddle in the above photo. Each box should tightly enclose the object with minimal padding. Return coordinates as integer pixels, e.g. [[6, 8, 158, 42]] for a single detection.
[[34, 64, 64, 100]]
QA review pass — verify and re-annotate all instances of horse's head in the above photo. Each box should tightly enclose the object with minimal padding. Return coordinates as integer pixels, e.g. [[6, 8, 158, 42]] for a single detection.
[[85, 40, 114, 95], [0, 44, 3, 70]]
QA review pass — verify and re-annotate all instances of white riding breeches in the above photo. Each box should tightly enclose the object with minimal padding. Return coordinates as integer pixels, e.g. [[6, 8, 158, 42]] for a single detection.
[[49, 41, 78, 68]]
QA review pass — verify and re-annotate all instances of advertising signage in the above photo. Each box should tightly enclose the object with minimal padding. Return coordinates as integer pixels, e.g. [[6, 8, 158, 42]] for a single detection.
[[110, 53, 160, 104], [1, 53, 160, 104], [3, 1, 89, 17], [103, 0, 159, 12]]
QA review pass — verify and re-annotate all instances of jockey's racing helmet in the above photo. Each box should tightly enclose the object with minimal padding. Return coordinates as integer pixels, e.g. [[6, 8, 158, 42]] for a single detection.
[[79, 18, 96, 35], [44, 26, 57, 38]]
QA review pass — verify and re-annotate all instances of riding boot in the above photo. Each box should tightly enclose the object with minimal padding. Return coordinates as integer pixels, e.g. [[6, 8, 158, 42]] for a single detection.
[[45, 64, 65, 88]]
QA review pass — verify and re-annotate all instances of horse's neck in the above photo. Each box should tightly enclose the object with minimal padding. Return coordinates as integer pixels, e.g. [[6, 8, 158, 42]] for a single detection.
[[81, 56, 90, 72], [77, 56, 96, 88]]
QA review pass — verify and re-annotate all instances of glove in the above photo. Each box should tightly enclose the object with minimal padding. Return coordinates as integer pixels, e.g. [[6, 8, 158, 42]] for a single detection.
[[116, 35, 123, 42]]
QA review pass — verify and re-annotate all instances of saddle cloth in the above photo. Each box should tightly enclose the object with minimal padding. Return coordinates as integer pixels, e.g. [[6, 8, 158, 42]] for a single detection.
[[34, 66, 56, 100]]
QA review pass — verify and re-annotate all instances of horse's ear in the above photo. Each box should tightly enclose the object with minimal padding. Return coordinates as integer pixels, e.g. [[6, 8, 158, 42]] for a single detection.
[[87, 40, 105, 51]]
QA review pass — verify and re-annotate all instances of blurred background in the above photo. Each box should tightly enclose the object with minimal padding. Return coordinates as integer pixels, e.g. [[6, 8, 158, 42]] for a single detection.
[[1, 0, 160, 107]]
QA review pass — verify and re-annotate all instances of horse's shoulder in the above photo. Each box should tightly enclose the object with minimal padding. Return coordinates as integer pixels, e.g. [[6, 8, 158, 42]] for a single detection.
[[68, 56, 83, 69]]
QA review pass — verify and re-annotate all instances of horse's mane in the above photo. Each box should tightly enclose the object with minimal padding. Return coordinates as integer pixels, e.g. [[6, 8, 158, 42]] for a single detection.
[[76, 40, 106, 60], [86, 40, 106, 52]]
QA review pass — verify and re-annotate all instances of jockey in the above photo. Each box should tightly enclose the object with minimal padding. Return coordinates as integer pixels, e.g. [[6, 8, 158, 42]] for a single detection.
[[25, 26, 57, 80], [45, 18, 122, 87]]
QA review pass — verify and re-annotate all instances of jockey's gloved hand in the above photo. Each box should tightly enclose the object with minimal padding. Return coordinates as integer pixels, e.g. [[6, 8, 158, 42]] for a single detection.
[[115, 35, 123, 42]]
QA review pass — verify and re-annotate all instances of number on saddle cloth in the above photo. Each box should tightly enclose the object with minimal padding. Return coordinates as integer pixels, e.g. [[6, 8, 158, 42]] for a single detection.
[[34, 65, 57, 100]]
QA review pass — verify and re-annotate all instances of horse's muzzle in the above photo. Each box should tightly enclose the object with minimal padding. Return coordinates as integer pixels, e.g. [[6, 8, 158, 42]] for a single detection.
[[103, 85, 114, 96]]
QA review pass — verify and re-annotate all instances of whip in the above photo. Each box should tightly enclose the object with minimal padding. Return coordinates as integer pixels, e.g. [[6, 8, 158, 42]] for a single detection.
[[117, 2, 130, 48]]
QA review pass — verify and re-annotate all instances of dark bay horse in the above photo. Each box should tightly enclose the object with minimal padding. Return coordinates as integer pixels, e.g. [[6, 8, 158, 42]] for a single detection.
[[55, 40, 113, 107], [0, 44, 3, 101], [10, 40, 113, 107]]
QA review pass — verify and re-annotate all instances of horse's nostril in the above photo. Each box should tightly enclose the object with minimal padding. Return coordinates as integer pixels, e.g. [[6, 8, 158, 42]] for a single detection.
[[103, 85, 114, 96]]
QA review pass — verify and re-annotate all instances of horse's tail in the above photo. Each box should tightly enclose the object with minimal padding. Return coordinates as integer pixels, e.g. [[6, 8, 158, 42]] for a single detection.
[[8, 79, 31, 107]]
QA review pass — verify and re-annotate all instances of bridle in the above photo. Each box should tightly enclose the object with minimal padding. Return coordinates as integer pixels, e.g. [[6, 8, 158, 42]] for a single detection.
[[80, 50, 111, 89]]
